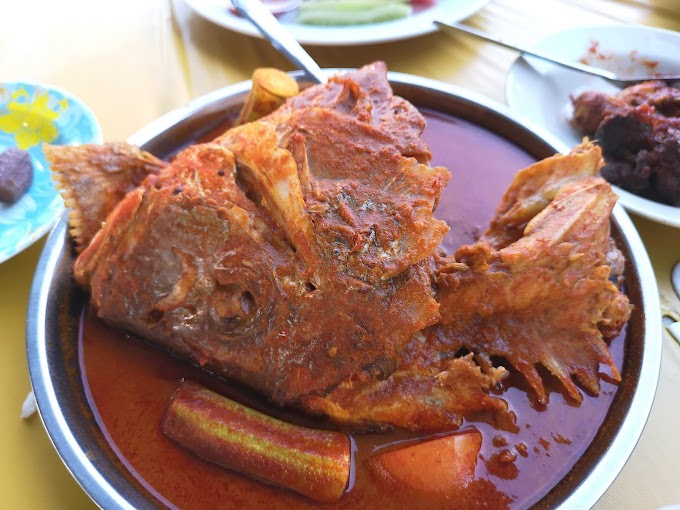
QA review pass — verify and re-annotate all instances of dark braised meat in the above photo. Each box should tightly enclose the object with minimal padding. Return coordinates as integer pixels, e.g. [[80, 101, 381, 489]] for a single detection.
[[570, 90, 624, 136], [570, 81, 680, 206]]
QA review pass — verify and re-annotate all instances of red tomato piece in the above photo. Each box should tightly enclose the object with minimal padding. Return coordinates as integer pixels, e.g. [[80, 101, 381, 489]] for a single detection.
[[369, 429, 482, 494]]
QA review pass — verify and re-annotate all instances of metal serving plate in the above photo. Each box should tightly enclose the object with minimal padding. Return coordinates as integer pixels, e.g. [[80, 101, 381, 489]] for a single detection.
[[26, 72, 662, 510]]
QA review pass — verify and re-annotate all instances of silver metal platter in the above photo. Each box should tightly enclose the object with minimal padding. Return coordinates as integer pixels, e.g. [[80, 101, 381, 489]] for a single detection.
[[26, 71, 662, 510]]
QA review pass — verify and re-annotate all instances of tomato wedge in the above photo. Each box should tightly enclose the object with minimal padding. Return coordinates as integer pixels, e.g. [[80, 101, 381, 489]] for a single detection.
[[369, 429, 482, 493]]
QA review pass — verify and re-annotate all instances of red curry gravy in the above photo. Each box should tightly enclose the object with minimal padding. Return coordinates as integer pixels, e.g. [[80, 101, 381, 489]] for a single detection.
[[79, 110, 625, 509]]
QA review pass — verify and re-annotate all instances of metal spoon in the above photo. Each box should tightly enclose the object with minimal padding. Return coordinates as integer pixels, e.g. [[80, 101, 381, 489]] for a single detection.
[[231, 0, 327, 84], [434, 20, 680, 88]]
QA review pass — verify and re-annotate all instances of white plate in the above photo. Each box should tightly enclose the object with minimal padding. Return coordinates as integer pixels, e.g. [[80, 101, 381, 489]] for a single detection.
[[505, 24, 680, 228], [185, 0, 490, 46]]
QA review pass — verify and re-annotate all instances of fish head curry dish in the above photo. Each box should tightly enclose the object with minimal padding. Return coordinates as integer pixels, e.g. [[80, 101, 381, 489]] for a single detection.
[[45, 62, 633, 509]]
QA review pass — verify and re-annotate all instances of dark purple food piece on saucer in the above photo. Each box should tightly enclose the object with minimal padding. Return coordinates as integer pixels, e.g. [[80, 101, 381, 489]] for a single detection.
[[0, 148, 33, 204]]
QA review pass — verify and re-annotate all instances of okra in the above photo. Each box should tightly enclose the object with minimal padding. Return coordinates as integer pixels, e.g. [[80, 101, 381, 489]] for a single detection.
[[162, 381, 352, 503]]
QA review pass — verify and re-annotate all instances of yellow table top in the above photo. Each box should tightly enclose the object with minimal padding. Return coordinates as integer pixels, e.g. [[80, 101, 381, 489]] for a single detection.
[[2, 0, 679, 508]]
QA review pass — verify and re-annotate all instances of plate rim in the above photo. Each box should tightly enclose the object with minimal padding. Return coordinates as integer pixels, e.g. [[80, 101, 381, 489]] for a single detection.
[[184, 0, 491, 46], [504, 23, 680, 228]]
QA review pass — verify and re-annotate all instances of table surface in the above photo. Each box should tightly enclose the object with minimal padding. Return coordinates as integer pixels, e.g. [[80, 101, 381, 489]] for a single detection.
[[2, 0, 680, 509]]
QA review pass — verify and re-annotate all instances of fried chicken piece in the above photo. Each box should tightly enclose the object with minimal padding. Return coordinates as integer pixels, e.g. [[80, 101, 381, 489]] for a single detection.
[[51, 64, 446, 404]]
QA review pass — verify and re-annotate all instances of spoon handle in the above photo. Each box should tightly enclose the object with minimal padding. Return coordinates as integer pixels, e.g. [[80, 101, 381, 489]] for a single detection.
[[434, 20, 620, 82], [232, 0, 327, 84]]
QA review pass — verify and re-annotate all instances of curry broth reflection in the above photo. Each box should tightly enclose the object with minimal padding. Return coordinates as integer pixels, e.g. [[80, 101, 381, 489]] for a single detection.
[[78, 110, 626, 509]]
